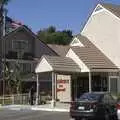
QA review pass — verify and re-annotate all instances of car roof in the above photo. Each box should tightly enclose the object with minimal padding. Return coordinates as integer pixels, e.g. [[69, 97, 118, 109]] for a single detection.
[[84, 92, 110, 95]]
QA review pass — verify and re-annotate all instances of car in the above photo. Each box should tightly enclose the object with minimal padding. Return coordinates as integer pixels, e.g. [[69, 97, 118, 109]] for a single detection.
[[70, 92, 118, 120]]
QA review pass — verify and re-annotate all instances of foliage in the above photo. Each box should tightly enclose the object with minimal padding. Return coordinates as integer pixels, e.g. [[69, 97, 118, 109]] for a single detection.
[[37, 26, 73, 45], [5, 62, 21, 94], [0, 0, 11, 5]]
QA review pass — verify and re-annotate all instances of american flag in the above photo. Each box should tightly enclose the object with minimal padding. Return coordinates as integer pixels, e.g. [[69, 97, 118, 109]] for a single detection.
[[6, 17, 22, 29]]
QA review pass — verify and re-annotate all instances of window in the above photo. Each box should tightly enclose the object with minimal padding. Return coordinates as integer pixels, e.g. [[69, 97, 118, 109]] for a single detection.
[[23, 63, 31, 73], [12, 40, 28, 51], [103, 94, 114, 103]]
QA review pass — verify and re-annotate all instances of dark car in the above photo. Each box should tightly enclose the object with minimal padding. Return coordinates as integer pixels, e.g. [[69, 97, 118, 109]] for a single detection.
[[70, 92, 117, 120]]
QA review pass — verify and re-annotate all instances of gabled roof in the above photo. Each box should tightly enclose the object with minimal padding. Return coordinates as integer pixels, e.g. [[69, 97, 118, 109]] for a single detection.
[[1, 25, 58, 56], [71, 35, 117, 70], [101, 3, 120, 18], [37, 55, 81, 73], [48, 44, 70, 57]]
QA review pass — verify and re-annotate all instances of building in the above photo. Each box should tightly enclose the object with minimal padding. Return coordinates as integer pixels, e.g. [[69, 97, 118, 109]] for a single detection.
[[0, 25, 57, 95], [36, 35, 118, 103], [81, 3, 120, 93]]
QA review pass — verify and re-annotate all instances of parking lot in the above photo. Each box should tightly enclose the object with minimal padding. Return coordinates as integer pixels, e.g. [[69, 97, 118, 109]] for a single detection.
[[0, 110, 71, 120]]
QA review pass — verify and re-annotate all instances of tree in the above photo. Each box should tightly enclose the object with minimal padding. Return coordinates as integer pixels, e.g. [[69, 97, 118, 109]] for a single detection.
[[0, 0, 11, 5], [37, 26, 73, 45]]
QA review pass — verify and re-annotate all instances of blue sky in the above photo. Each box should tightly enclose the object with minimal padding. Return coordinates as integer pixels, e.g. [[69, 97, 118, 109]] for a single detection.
[[6, 0, 120, 34]]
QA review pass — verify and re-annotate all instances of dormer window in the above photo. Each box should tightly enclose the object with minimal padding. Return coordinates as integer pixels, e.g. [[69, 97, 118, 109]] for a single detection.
[[12, 40, 28, 51], [70, 37, 84, 47]]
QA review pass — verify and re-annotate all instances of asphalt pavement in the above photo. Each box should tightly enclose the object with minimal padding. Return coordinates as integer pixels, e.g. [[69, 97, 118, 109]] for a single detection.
[[0, 110, 71, 120]]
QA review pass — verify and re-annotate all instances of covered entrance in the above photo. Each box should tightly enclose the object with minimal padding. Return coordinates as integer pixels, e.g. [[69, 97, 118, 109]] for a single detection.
[[35, 55, 119, 107]]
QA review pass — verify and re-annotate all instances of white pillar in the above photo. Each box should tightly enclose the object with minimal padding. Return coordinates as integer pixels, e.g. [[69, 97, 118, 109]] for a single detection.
[[108, 76, 111, 92], [54, 73, 57, 100], [89, 72, 92, 93], [51, 72, 55, 108], [36, 74, 39, 105]]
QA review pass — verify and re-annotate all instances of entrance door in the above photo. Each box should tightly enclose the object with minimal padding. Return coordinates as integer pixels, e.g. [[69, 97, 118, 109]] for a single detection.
[[109, 76, 119, 94]]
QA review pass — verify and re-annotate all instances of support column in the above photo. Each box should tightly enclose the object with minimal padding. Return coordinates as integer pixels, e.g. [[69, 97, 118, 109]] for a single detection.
[[108, 75, 111, 92], [51, 72, 55, 108], [36, 74, 39, 105], [54, 73, 57, 100], [89, 72, 92, 93]]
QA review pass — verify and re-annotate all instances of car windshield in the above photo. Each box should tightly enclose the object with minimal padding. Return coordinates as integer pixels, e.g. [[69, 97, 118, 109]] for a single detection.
[[78, 93, 101, 101]]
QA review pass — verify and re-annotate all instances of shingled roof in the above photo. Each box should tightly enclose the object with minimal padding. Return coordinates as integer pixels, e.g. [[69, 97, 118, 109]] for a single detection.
[[101, 3, 120, 18], [71, 35, 117, 70], [43, 55, 81, 73], [48, 44, 70, 57]]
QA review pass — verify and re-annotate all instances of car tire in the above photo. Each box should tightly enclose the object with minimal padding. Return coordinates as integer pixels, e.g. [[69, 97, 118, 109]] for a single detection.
[[112, 114, 118, 120], [80, 118, 87, 120]]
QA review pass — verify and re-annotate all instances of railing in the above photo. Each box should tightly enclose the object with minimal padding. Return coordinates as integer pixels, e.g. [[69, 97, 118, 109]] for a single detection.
[[0, 93, 29, 105]]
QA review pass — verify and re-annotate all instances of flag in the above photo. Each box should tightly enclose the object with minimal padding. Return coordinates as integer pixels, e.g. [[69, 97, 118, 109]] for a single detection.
[[6, 17, 22, 29]]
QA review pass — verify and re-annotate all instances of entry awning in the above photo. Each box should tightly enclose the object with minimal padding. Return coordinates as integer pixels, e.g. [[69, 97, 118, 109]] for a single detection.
[[35, 55, 81, 73]]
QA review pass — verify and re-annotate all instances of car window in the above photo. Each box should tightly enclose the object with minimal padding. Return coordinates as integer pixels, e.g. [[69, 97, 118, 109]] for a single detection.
[[103, 94, 115, 103], [78, 93, 101, 101]]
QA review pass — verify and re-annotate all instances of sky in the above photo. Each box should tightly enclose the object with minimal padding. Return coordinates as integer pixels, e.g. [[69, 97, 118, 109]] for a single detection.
[[6, 0, 120, 34]]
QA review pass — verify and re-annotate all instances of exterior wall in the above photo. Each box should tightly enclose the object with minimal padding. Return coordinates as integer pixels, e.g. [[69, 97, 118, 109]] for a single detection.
[[81, 10, 120, 68], [57, 74, 71, 102]]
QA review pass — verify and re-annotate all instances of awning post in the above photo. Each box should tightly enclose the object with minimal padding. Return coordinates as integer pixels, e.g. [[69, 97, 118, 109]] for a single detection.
[[89, 72, 92, 93], [108, 76, 111, 92], [51, 72, 55, 108]]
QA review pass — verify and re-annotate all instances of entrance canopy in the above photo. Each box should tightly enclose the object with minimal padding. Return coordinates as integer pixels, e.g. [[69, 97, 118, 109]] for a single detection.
[[35, 55, 81, 73]]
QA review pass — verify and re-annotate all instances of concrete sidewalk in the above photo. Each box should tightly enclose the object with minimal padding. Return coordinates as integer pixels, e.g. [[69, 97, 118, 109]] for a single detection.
[[0, 103, 70, 112]]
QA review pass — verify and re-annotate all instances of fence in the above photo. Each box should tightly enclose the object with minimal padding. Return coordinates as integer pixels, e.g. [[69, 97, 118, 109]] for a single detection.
[[0, 93, 30, 105]]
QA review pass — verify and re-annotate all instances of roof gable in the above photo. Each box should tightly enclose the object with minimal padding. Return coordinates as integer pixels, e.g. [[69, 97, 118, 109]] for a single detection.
[[70, 37, 84, 47], [35, 57, 53, 73], [71, 35, 117, 71], [35, 55, 81, 73]]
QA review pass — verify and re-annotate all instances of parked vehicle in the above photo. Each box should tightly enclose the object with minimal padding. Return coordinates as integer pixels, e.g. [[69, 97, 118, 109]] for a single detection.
[[117, 100, 120, 120], [70, 92, 117, 120]]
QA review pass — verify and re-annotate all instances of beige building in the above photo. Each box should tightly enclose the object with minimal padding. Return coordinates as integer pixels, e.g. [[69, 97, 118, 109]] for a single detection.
[[35, 35, 118, 104], [81, 3, 120, 93], [35, 3, 120, 104]]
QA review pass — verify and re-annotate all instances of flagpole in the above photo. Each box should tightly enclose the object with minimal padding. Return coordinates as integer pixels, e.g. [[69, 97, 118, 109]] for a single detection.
[[2, 7, 7, 105]]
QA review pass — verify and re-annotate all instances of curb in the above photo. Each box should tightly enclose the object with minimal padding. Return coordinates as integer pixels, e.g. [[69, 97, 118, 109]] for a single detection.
[[31, 107, 69, 112], [0, 105, 70, 112]]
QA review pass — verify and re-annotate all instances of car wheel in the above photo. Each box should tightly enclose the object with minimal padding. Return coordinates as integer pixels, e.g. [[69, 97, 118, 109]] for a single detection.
[[112, 114, 118, 120], [80, 118, 87, 120]]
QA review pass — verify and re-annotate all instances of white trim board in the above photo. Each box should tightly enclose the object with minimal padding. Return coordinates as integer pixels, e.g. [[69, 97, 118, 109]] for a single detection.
[[35, 57, 53, 73]]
